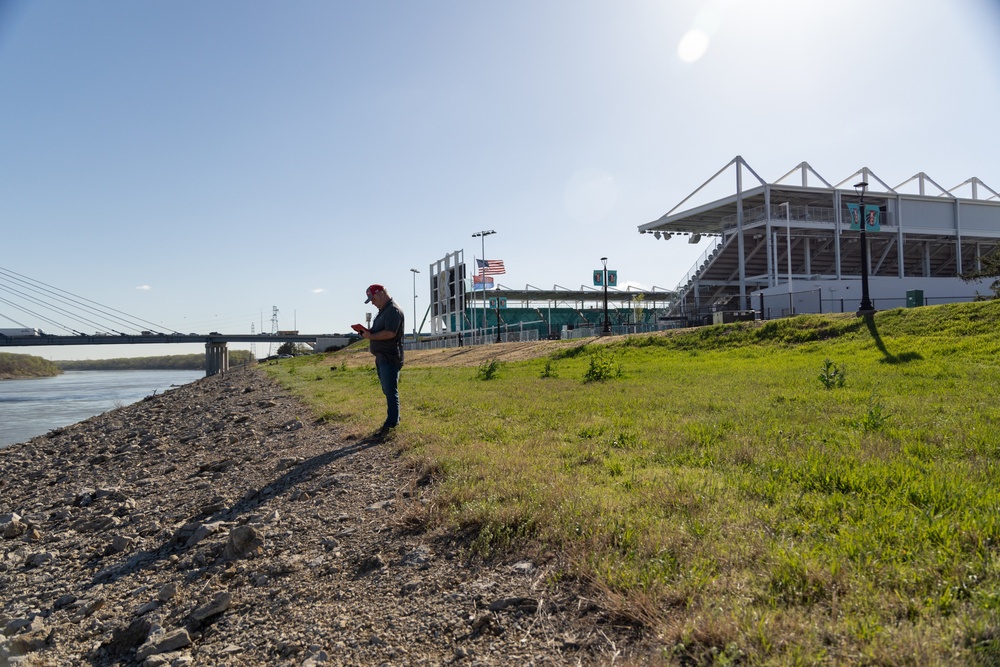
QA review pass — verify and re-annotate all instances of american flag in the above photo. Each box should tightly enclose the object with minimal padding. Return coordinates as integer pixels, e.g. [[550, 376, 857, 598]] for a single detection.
[[477, 259, 506, 276]]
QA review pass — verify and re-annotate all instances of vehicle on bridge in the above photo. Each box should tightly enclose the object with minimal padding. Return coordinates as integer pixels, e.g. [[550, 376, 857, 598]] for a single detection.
[[0, 328, 44, 337]]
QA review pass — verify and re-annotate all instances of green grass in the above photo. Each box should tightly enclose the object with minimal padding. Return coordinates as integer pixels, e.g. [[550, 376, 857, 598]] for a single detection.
[[266, 301, 1000, 665]]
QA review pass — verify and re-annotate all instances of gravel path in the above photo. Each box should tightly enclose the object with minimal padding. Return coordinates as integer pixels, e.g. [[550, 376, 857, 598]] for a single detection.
[[0, 367, 647, 666]]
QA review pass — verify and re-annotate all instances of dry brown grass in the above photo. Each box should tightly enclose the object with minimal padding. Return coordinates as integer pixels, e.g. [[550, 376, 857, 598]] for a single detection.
[[333, 337, 596, 369]]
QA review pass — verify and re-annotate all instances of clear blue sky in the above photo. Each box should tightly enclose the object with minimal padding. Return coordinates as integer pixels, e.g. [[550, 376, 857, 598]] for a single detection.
[[2, 0, 998, 359]]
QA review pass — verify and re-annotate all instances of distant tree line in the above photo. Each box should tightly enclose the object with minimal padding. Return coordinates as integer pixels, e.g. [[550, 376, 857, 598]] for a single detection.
[[0, 352, 61, 379], [55, 350, 256, 371]]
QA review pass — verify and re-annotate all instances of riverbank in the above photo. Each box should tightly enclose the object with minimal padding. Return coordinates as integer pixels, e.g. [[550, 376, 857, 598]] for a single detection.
[[0, 352, 60, 380], [0, 366, 641, 666]]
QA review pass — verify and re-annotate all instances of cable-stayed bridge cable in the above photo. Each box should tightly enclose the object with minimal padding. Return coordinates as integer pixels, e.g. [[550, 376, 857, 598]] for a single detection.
[[0, 265, 171, 334], [0, 284, 122, 334]]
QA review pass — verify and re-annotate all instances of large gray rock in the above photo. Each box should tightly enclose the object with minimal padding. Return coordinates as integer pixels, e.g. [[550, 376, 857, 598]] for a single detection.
[[190, 591, 232, 622], [1, 513, 26, 539], [136, 628, 192, 661], [183, 521, 224, 548], [24, 551, 57, 568], [223, 525, 264, 560]]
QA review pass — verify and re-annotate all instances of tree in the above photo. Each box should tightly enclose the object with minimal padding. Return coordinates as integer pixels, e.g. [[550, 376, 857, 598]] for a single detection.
[[276, 342, 295, 356], [961, 249, 1000, 299], [632, 293, 646, 325]]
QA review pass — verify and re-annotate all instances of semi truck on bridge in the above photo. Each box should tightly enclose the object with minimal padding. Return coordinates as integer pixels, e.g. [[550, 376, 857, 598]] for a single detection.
[[0, 328, 45, 337]]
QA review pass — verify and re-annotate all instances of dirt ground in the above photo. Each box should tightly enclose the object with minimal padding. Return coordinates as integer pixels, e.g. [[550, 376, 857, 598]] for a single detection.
[[335, 336, 623, 369]]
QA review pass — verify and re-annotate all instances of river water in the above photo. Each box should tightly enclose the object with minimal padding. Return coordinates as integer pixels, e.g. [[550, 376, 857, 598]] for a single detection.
[[0, 369, 204, 449]]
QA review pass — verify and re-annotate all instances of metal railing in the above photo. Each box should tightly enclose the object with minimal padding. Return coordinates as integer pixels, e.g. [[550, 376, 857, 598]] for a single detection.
[[406, 324, 540, 351], [756, 287, 981, 320], [676, 235, 724, 290], [560, 323, 664, 340]]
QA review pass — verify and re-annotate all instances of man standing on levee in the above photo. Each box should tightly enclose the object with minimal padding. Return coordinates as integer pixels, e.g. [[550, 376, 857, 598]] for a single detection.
[[354, 284, 405, 433]]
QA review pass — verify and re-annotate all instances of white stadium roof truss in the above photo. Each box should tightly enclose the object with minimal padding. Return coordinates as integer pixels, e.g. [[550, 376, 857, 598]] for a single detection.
[[640, 156, 1000, 317]]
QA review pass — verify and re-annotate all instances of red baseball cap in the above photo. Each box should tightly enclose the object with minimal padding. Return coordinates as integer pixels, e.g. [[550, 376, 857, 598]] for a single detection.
[[364, 284, 385, 303]]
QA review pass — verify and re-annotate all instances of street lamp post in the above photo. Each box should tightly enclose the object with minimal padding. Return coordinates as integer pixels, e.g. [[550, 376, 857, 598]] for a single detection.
[[410, 268, 420, 342], [854, 182, 877, 317], [601, 257, 611, 335], [472, 229, 496, 343]]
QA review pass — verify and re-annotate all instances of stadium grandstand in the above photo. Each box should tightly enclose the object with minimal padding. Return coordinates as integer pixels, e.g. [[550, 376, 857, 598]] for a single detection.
[[414, 250, 677, 349], [460, 285, 677, 343], [639, 156, 1000, 324]]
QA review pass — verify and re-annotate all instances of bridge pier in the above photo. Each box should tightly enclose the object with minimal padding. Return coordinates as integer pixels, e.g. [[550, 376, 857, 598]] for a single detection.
[[205, 342, 229, 377]]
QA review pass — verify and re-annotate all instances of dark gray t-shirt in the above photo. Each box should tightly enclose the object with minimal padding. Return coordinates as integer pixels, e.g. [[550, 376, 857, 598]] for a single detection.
[[369, 298, 405, 367]]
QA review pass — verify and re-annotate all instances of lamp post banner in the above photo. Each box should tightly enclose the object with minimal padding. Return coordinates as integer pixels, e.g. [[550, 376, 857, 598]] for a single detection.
[[847, 203, 861, 231], [864, 205, 881, 232], [847, 204, 880, 232], [594, 270, 617, 287]]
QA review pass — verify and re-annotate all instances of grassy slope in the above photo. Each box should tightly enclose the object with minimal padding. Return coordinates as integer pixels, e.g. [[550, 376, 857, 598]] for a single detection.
[[266, 302, 1000, 665]]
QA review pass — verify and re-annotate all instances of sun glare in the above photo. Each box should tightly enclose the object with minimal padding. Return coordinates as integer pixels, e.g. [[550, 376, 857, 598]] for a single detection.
[[678, 29, 709, 63]]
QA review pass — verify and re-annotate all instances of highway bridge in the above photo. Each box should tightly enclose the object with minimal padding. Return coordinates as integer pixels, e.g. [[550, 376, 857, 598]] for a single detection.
[[0, 332, 338, 376]]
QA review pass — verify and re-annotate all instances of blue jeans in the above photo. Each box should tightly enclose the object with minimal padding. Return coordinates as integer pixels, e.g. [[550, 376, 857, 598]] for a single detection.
[[375, 357, 401, 427]]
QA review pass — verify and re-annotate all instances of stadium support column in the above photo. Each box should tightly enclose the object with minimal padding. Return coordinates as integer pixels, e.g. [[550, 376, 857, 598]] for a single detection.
[[205, 341, 229, 377], [736, 162, 748, 310], [954, 199, 963, 274]]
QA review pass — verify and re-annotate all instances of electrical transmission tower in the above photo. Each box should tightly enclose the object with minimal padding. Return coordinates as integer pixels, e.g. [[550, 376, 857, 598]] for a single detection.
[[267, 306, 279, 357], [249, 323, 256, 359]]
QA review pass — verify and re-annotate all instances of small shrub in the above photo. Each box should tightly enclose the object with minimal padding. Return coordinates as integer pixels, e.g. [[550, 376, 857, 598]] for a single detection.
[[818, 358, 847, 389], [858, 391, 891, 432], [477, 359, 502, 381], [540, 359, 558, 378], [583, 349, 623, 383]]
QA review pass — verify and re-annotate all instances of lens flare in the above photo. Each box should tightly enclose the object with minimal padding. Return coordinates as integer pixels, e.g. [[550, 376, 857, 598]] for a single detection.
[[677, 29, 709, 63]]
